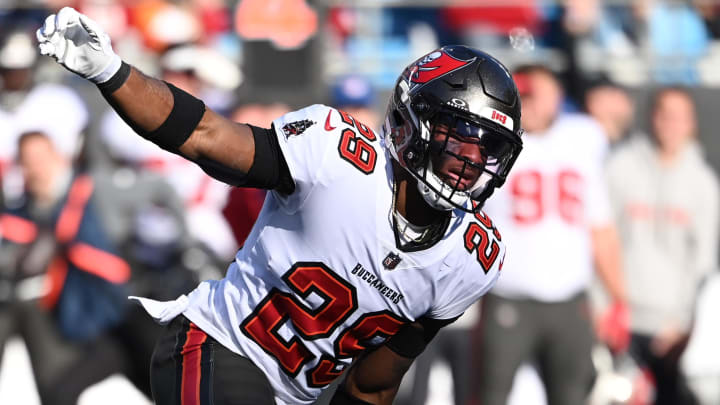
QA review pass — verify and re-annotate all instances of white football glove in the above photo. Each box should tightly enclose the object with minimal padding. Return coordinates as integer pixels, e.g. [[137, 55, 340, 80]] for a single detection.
[[36, 7, 121, 83]]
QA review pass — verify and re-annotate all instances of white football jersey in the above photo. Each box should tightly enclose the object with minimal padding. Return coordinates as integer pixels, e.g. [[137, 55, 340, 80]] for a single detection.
[[483, 113, 611, 302], [175, 105, 504, 404]]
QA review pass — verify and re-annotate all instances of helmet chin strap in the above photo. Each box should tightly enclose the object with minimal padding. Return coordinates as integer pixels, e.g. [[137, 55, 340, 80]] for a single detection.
[[389, 164, 451, 251], [417, 180, 455, 211]]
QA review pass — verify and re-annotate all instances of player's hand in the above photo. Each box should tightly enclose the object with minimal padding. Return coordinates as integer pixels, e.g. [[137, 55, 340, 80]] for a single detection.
[[36, 7, 121, 83], [597, 300, 630, 354]]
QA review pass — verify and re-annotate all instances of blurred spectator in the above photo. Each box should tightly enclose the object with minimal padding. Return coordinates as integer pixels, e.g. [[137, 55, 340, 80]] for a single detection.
[[474, 65, 627, 405], [584, 79, 636, 146], [0, 130, 132, 405], [606, 87, 719, 405], [642, 1, 710, 84], [0, 26, 88, 202], [330, 74, 380, 132], [0, 26, 38, 109], [1, 120, 203, 402]]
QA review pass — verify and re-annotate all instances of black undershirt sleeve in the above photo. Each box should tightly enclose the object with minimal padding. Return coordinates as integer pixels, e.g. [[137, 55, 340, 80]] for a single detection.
[[190, 124, 295, 194], [384, 315, 460, 358]]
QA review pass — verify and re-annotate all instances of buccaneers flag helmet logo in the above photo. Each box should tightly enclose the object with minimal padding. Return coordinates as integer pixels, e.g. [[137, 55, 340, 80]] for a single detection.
[[406, 50, 476, 86]]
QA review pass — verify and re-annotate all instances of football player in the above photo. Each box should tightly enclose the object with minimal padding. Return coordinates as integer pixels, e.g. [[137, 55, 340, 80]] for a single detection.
[[37, 8, 523, 405]]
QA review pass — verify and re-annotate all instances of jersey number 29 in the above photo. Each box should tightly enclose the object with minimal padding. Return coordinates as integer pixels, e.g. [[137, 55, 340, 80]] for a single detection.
[[336, 110, 378, 174], [240, 262, 406, 387]]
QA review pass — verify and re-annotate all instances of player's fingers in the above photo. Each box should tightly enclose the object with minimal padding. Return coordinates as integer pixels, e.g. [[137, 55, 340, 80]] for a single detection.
[[55, 7, 79, 32], [79, 14, 96, 33], [38, 42, 54, 56], [41, 14, 56, 37], [78, 14, 103, 40], [36, 27, 48, 43]]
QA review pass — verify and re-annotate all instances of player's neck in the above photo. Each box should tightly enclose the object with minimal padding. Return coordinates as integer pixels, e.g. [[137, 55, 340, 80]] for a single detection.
[[392, 163, 447, 227]]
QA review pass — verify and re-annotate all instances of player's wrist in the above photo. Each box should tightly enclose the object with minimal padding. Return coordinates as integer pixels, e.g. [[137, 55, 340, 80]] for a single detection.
[[96, 59, 130, 95], [88, 53, 122, 84]]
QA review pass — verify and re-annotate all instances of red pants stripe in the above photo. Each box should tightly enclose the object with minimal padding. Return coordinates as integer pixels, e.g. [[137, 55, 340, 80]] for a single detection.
[[180, 323, 207, 405], [151, 315, 277, 405]]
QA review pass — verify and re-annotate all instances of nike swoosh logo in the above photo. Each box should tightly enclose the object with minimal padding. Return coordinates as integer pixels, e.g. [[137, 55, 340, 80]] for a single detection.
[[324, 109, 335, 131]]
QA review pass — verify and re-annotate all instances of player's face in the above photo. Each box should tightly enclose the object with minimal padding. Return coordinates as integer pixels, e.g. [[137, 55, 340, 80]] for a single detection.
[[429, 119, 487, 191]]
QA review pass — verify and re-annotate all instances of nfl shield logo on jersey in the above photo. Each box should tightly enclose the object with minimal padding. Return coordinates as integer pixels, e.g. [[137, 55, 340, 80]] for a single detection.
[[382, 252, 402, 270]]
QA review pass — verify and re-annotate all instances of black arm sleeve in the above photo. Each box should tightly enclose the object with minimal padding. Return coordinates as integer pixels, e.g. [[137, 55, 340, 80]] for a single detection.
[[384, 315, 460, 358], [191, 124, 295, 194]]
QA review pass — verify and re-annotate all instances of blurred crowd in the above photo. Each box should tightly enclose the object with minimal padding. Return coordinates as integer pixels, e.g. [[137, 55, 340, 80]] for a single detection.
[[1, 1, 720, 405]]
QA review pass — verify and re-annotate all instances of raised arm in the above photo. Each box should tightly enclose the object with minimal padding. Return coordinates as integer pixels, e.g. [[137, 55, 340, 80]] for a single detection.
[[109, 67, 255, 172], [37, 7, 290, 191]]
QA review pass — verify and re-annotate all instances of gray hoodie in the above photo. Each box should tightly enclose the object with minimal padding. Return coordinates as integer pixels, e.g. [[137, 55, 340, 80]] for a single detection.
[[606, 135, 719, 335]]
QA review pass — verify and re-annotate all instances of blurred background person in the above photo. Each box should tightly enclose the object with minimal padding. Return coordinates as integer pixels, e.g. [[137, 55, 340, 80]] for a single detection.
[[584, 78, 636, 147], [329, 74, 380, 131], [606, 87, 719, 405], [473, 64, 628, 405], [0, 129, 132, 405], [1, 122, 200, 403], [0, 24, 88, 203]]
